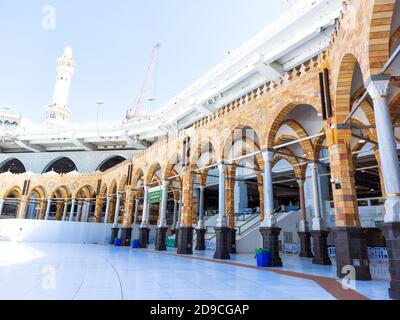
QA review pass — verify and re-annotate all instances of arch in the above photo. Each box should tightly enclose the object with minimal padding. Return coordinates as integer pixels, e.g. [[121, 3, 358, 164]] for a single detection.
[[0, 158, 26, 174], [279, 119, 315, 158], [118, 175, 128, 192], [2, 186, 22, 200], [131, 168, 144, 188], [221, 125, 263, 174], [43, 157, 77, 174], [97, 156, 127, 172], [1, 186, 22, 219], [368, 0, 397, 73], [266, 103, 320, 148], [51, 185, 72, 199], [390, 25, 400, 54], [164, 152, 183, 180], [75, 185, 95, 200], [27, 185, 47, 200], [108, 180, 118, 196], [390, 92, 400, 124], [145, 162, 162, 185], [335, 54, 361, 122]]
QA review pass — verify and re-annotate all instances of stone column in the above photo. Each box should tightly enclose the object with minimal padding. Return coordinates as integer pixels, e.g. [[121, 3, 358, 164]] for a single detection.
[[111, 193, 121, 244], [226, 168, 237, 254], [156, 181, 169, 251], [174, 192, 182, 248], [121, 189, 135, 246], [139, 185, 151, 248], [327, 124, 371, 280], [75, 201, 82, 222], [133, 198, 140, 225], [104, 196, 111, 224], [309, 163, 331, 265], [17, 196, 28, 219], [367, 76, 400, 299], [94, 197, 103, 223], [297, 179, 313, 258], [62, 201, 68, 221], [259, 151, 282, 267], [0, 198, 4, 217], [171, 197, 178, 232], [195, 185, 206, 251], [177, 169, 195, 255], [44, 197, 52, 220], [69, 198, 76, 222], [214, 163, 230, 260]]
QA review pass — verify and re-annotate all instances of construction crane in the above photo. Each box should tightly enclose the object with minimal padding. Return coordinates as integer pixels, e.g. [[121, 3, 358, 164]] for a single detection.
[[126, 43, 160, 121]]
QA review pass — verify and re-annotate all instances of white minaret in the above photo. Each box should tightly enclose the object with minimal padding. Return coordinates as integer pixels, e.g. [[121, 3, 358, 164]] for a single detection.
[[45, 46, 75, 127]]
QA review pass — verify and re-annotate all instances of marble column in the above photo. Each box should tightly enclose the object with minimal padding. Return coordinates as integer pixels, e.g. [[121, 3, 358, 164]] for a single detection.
[[133, 198, 140, 225], [214, 163, 230, 260], [171, 198, 178, 232], [297, 179, 313, 258], [367, 75, 400, 299], [259, 151, 282, 267], [139, 186, 151, 248], [104, 196, 111, 224], [69, 198, 76, 222], [75, 201, 82, 222], [309, 163, 331, 265], [174, 193, 182, 248], [62, 201, 68, 221], [111, 193, 121, 244], [44, 197, 52, 220], [156, 181, 169, 251], [196, 185, 206, 251]]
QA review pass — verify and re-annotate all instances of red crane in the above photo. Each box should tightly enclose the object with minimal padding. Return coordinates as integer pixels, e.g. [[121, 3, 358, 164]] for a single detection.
[[131, 43, 161, 117]]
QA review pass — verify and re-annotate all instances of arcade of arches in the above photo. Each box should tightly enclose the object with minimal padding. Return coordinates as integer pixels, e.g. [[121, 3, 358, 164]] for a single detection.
[[1, 0, 400, 300]]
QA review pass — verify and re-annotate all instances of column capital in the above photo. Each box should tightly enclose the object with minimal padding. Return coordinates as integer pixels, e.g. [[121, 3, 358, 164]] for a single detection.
[[262, 150, 274, 162], [366, 74, 391, 99], [199, 185, 206, 191], [217, 162, 226, 172], [309, 162, 319, 170], [162, 180, 169, 187], [297, 179, 305, 186], [144, 185, 151, 192]]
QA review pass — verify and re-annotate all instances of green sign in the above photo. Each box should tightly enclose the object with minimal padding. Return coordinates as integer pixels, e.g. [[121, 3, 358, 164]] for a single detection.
[[148, 186, 162, 204]]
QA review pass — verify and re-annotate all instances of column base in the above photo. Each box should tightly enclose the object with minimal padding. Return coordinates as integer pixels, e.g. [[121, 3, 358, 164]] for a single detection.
[[332, 227, 371, 280], [177, 227, 193, 255], [259, 227, 282, 267], [228, 228, 237, 254], [138, 227, 150, 248], [195, 228, 206, 251], [380, 222, 400, 300], [120, 227, 132, 246], [298, 232, 314, 258], [310, 230, 331, 265], [155, 227, 168, 251], [214, 227, 230, 260], [174, 228, 179, 248], [110, 227, 119, 245]]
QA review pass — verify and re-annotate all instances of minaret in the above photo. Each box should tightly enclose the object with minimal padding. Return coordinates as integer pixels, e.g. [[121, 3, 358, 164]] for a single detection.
[[45, 46, 75, 127]]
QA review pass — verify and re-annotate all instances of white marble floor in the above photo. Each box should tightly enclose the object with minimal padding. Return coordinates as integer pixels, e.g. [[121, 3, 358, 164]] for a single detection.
[[0, 242, 390, 300]]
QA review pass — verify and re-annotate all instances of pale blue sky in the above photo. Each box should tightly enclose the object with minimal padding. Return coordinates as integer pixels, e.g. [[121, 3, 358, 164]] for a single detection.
[[0, 1, 288, 122]]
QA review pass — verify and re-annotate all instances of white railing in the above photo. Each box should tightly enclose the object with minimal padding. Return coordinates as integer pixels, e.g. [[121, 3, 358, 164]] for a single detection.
[[328, 246, 388, 261], [283, 243, 300, 254]]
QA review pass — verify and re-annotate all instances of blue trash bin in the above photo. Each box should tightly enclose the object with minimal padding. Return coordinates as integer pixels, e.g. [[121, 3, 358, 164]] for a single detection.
[[115, 238, 122, 246], [131, 240, 139, 249], [255, 249, 271, 267]]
